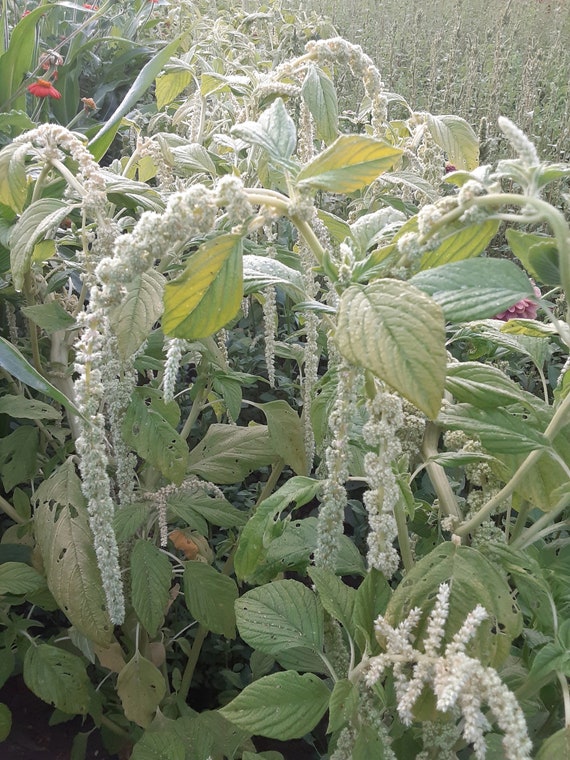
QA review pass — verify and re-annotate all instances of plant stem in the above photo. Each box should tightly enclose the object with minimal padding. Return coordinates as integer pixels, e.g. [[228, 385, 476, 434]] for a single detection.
[[456, 392, 570, 538], [177, 624, 208, 705], [23, 273, 43, 374], [510, 494, 570, 550], [421, 421, 462, 520], [0, 493, 25, 524], [180, 381, 209, 441], [559, 672, 570, 728], [254, 460, 285, 511], [393, 494, 414, 571]]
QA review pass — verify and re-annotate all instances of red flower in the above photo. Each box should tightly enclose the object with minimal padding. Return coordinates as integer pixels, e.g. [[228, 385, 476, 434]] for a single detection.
[[83, 3, 98, 8], [494, 283, 542, 321], [27, 78, 61, 99]]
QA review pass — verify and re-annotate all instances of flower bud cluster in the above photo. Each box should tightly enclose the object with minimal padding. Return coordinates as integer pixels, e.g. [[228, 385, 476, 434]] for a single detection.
[[362, 388, 404, 577], [365, 582, 532, 760], [314, 359, 359, 570]]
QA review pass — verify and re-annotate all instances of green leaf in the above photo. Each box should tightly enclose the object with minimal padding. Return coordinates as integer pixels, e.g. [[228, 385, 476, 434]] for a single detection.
[[296, 135, 402, 193], [23, 644, 92, 715], [9, 199, 70, 291], [301, 65, 338, 144], [336, 279, 446, 419], [419, 219, 500, 270], [34, 459, 113, 646], [117, 652, 166, 728], [529, 642, 570, 682], [0, 395, 61, 420], [123, 392, 188, 485], [186, 423, 277, 484], [131, 541, 172, 638], [131, 726, 186, 760], [410, 258, 536, 322], [506, 229, 560, 286], [353, 723, 392, 760], [327, 679, 358, 733], [386, 542, 522, 667], [243, 255, 305, 300], [535, 727, 570, 760], [0, 649, 15, 690], [250, 400, 308, 475], [426, 114, 479, 170], [0, 142, 28, 213], [232, 98, 297, 165], [155, 69, 193, 110], [21, 302, 76, 334], [0, 426, 38, 491], [163, 233, 243, 340], [445, 362, 528, 408], [307, 567, 356, 632], [113, 502, 149, 542], [112, 271, 165, 360], [89, 36, 183, 161], [0, 5, 54, 111], [183, 562, 238, 638], [439, 404, 549, 454], [0, 703, 11, 742], [220, 671, 330, 740], [0, 337, 86, 419], [234, 477, 321, 581], [172, 492, 247, 529], [0, 562, 45, 596], [235, 579, 323, 655], [353, 569, 392, 654]]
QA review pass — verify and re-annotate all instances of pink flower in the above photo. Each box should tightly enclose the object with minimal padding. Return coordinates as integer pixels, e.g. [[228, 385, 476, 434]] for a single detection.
[[494, 283, 541, 321]]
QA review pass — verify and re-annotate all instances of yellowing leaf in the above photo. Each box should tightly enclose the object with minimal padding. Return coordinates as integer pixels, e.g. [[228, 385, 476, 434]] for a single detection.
[[163, 233, 243, 339], [296, 135, 402, 193], [426, 114, 479, 170], [117, 652, 166, 728], [155, 70, 192, 110]]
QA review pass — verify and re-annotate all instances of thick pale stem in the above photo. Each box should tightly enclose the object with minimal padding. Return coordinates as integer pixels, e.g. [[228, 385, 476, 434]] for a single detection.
[[421, 422, 462, 520]]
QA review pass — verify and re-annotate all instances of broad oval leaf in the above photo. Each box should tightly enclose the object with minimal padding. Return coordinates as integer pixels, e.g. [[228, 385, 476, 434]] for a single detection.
[[307, 567, 356, 633], [232, 98, 297, 165], [183, 561, 238, 638], [506, 228, 560, 286], [122, 392, 188, 485], [163, 233, 243, 340], [296, 135, 402, 193], [0, 395, 60, 420], [0, 141, 27, 213], [301, 65, 338, 144], [445, 362, 527, 408], [251, 400, 308, 475], [220, 671, 330, 740], [112, 270, 165, 360], [426, 113, 479, 170], [535, 727, 570, 760], [385, 542, 522, 667], [186, 423, 277, 484], [0, 562, 45, 596], [235, 579, 323, 655], [24, 644, 92, 715], [34, 459, 113, 646], [10, 199, 70, 291], [336, 279, 446, 419], [131, 540, 172, 638], [410, 257, 535, 322], [156, 69, 193, 110], [419, 219, 500, 270], [117, 652, 166, 728]]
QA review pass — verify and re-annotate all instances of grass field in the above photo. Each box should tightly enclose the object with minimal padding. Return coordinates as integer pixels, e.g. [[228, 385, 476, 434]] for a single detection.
[[300, 0, 570, 164]]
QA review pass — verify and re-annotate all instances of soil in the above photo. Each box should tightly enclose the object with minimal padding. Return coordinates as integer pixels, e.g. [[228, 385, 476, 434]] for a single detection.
[[0, 677, 116, 760], [0, 678, 319, 760]]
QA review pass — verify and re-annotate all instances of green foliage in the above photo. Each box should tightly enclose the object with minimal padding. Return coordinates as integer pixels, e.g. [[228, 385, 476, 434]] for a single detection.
[[0, 0, 568, 757]]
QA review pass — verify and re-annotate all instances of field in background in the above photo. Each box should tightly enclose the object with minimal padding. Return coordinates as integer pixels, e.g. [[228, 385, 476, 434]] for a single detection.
[[298, 0, 570, 165]]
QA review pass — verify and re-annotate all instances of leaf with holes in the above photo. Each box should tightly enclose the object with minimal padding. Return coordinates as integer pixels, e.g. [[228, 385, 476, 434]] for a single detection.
[[235, 579, 323, 656], [117, 652, 166, 728], [336, 279, 446, 419], [34, 459, 113, 646], [123, 392, 188, 485], [220, 671, 330, 740], [24, 644, 92, 715]]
